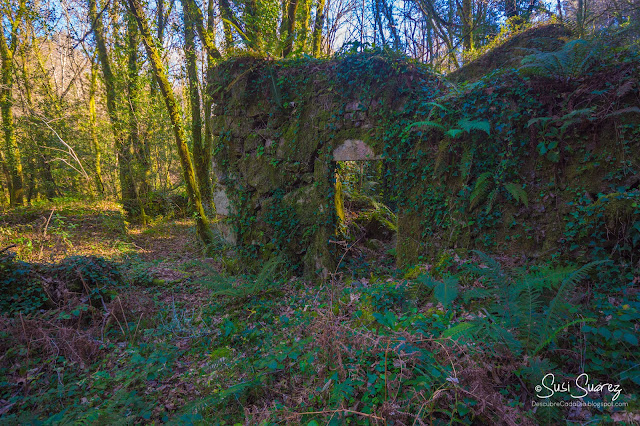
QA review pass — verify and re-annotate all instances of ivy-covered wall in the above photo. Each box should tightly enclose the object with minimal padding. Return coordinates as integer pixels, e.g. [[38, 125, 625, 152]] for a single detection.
[[210, 30, 640, 279]]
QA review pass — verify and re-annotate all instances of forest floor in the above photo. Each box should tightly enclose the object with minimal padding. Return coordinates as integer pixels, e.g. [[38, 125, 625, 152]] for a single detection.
[[1, 199, 638, 425]]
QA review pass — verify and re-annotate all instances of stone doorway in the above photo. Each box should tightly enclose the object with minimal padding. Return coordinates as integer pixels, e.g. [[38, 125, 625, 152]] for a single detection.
[[333, 157, 397, 276]]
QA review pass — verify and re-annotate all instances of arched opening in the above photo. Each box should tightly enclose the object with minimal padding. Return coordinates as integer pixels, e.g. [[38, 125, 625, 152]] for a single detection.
[[333, 159, 397, 276]]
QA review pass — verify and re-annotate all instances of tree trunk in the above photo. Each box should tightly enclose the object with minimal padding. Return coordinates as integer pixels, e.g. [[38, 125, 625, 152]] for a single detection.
[[219, 0, 234, 49], [460, 0, 473, 53], [204, 0, 217, 208], [89, 57, 105, 194], [127, 0, 214, 245], [245, 0, 262, 50], [88, 0, 136, 210], [297, 0, 311, 51], [380, 0, 401, 49], [127, 13, 151, 222], [283, 0, 299, 57], [311, 0, 326, 56], [0, 17, 24, 206], [37, 152, 59, 200], [183, 3, 213, 211]]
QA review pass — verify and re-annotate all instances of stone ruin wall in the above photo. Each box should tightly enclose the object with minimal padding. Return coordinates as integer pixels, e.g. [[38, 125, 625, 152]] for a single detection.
[[208, 56, 433, 277], [207, 37, 640, 278]]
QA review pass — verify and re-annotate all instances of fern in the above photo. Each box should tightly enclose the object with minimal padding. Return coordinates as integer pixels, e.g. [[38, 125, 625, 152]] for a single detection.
[[433, 138, 451, 177], [413, 274, 459, 308], [503, 182, 529, 207], [206, 255, 287, 299], [558, 108, 594, 133], [604, 106, 640, 119], [459, 148, 474, 185], [404, 120, 446, 132], [461, 252, 603, 356], [519, 39, 599, 80], [469, 172, 494, 210], [457, 119, 490, 135], [422, 101, 452, 113], [445, 128, 464, 138], [541, 260, 607, 342]]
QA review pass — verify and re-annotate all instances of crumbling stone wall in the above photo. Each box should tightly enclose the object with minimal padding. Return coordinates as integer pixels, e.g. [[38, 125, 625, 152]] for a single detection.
[[209, 54, 437, 277], [209, 31, 640, 278]]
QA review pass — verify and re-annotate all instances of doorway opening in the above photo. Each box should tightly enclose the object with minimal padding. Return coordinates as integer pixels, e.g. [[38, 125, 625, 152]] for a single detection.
[[333, 160, 397, 277]]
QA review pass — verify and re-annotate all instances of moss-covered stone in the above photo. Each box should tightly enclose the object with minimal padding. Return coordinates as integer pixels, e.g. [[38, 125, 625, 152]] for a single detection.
[[209, 37, 640, 278]]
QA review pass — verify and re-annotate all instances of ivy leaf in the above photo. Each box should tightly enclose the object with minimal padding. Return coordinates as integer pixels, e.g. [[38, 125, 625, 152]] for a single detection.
[[547, 151, 560, 163], [537, 141, 548, 155], [599, 327, 612, 339], [624, 333, 638, 346]]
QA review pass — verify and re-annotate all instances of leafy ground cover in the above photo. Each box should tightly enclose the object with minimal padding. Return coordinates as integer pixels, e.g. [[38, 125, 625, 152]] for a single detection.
[[0, 200, 638, 424]]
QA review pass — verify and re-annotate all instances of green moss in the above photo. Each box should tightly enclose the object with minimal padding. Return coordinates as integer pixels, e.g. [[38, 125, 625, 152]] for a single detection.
[[211, 46, 640, 277]]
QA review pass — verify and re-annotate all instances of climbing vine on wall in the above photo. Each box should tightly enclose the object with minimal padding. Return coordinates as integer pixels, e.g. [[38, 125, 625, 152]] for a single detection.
[[211, 36, 640, 277]]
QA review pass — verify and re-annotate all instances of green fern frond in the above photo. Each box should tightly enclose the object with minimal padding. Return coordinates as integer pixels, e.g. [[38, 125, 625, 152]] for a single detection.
[[445, 128, 464, 138], [459, 148, 474, 185], [423, 101, 452, 114], [404, 120, 446, 133], [415, 274, 459, 308], [517, 265, 573, 290], [533, 318, 596, 355], [469, 172, 494, 210], [470, 250, 506, 289], [484, 187, 498, 214], [518, 356, 558, 389], [527, 116, 554, 128], [473, 317, 523, 356], [464, 254, 608, 357], [558, 108, 594, 133], [209, 255, 286, 298], [457, 119, 491, 135], [503, 182, 529, 207], [542, 260, 608, 342], [519, 39, 598, 80], [461, 287, 491, 303], [605, 106, 640, 118], [442, 321, 474, 339]]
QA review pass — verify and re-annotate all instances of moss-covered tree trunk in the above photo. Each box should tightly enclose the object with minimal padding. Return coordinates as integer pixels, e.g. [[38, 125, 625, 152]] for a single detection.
[[244, 0, 263, 50], [219, 0, 234, 49], [460, 0, 473, 53], [0, 10, 24, 206], [0, 150, 11, 203], [88, 0, 137, 210], [204, 0, 217, 202], [296, 0, 311, 52], [311, 0, 326, 56], [282, 0, 299, 57], [127, 0, 214, 245], [126, 13, 151, 222], [88, 58, 105, 194], [183, 0, 223, 59], [183, 3, 213, 211]]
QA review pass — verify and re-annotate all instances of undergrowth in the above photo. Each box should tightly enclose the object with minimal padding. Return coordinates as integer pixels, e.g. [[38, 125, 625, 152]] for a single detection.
[[1, 249, 637, 424]]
